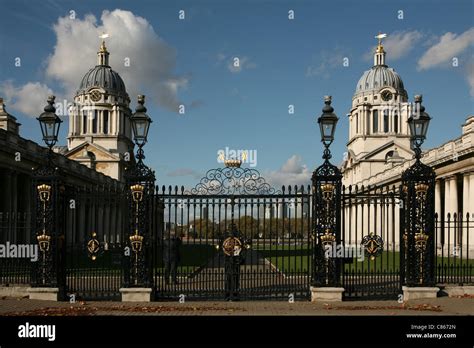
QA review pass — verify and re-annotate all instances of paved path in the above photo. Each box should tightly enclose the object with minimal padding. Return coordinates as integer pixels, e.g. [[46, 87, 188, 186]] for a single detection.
[[0, 296, 472, 316]]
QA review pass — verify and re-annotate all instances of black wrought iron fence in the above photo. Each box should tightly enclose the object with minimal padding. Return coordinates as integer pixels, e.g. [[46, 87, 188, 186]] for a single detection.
[[341, 184, 402, 299], [154, 183, 312, 301], [0, 212, 32, 285], [435, 213, 473, 285]]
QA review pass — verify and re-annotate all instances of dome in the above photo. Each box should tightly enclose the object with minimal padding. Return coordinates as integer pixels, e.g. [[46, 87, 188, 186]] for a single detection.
[[78, 65, 127, 96], [355, 65, 406, 96], [76, 40, 128, 97]]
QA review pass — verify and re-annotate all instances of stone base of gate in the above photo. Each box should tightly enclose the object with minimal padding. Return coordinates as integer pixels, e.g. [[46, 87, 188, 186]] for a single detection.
[[27, 287, 59, 301], [310, 287, 344, 302], [442, 285, 474, 297], [120, 288, 152, 302], [402, 286, 439, 301]]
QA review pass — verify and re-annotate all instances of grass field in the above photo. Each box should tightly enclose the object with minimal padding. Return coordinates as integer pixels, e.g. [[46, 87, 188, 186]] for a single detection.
[[60, 243, 474, 275]]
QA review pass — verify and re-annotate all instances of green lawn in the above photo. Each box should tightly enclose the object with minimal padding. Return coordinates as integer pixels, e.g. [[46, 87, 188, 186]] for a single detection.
[[56, 244, 474, 276]]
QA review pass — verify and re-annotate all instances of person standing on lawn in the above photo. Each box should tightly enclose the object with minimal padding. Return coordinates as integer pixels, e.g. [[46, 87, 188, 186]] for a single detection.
[[163, 229, 181, 285]]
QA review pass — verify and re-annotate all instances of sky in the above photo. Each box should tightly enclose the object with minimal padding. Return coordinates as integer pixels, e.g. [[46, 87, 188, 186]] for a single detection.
[[0, 0, 473, 189]]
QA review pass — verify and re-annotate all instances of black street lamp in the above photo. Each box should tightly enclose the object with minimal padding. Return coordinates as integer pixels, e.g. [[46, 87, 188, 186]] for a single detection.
[[37, 96, 62, 149], [407, 94, 431, 159], [317, 96, 339, 160], [130, 95, 152, 154]]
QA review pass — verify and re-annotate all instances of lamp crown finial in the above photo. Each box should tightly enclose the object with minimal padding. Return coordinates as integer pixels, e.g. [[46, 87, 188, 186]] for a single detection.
[[414, 94, 425, 112], [322, 96, 334, 113], [44, 95, 56, 112], [136, 94, 147, 113]]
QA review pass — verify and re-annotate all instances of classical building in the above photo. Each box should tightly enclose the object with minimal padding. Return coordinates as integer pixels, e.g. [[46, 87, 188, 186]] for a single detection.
[[340, 35, 474, 256], [343, 37, 414, 186], [61, 40, 134, 182], [341, 36, 474, 219]]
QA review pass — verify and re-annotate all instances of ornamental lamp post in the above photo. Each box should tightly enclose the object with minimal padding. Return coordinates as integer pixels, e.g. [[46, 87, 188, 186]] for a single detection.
[[124, 95, 155, 291], [32, 96, 64, 291], [37, 95, 62, 150], [311, 96, 342, 293], [401, 94, 436, 290], [318, 96, 339, 160]]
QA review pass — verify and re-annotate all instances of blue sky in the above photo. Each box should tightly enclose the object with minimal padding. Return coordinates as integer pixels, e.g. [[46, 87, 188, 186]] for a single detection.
[[0, 0, 472, 188]]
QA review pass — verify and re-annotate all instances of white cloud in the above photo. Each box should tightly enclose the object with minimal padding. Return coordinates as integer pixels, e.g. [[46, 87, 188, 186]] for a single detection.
[[45, 9, 187, 111], [382, 31, 423, 60], [264, 155, 312, 188], [467, 57, 474, 97], [364, 31, 423, 62], [306, 49, 347, 78], [0, 81, 54, 116], [417, 28, 474, 70], [226, 56, 256, 73]]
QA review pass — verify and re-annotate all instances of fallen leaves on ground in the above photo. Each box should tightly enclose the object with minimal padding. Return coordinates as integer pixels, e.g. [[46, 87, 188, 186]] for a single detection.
[[3, 304, 246, 316], [454, 294, 474, 299], [323, 303, 442, 312]]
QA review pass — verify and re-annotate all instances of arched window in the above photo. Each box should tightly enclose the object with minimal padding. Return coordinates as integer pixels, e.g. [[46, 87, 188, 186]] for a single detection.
[[394, 110, 399, 133], [103, 110, 109, 134], [383, 109, 389, 133], [372, 110, 378, 133], [82, 110, 88, 134], [355, 113, 358, 134]]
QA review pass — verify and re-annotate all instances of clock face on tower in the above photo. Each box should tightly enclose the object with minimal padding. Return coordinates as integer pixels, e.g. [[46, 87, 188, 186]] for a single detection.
[[381, 90, 393, 101], [90, 90, 101, 102]]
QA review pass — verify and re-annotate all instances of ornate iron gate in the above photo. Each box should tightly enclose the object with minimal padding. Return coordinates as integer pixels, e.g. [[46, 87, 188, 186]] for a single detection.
[[341, 184, 403, 299], [64, 186, 126, 301], [154, 166, 312, 300]]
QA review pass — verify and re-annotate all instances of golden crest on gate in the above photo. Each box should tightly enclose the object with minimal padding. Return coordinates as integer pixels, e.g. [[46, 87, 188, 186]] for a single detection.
[[87, 232, 100, 260], [222, 236, 242, 256], [37, 184, 52, 203], [320, 183, 335, 202], [361, 232, 384, 260], [130, 233, 144, 253], [130, 184, 144, 203], [37, 232, 51, 252]]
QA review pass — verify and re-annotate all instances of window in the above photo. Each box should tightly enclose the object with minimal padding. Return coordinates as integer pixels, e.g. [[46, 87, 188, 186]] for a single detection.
[[372, 110, 378, 133], [383, 109, 389, 133], [92, 110, 98, 133], [366, 112, 370, 134], [103, 110, 109, 134], [394, 110, 399, 133], [82, 111, 87, 134], [355, 113, 358, 134]]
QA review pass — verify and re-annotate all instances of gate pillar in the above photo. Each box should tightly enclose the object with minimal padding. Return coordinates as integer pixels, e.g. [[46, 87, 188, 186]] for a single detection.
[[310, 96, 344, 301], [401, 95, 438, 300], [122, 96, 156, 300], [29, 96, 66, 301]]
